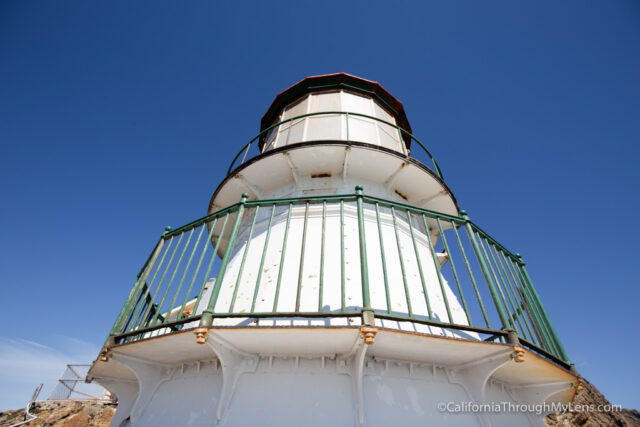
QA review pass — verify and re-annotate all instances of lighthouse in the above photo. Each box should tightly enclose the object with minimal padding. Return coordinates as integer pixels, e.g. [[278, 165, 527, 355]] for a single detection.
[[89, 73, 580, 426]]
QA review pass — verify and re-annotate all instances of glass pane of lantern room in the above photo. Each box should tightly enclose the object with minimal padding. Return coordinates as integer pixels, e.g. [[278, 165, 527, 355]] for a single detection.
[[347, 116, 377, 145], [306, 115, 342, 141], [288, 118, 306, 144], [342, 92, 373, 116], [310, 92, 341, 113], [377, 123, 401, 151], [283, 96, 309, 120], [373, 102, 394, 124]]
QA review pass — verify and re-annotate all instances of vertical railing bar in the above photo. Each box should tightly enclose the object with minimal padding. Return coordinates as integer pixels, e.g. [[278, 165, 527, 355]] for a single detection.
[[436, 218, 472, 326], [123, 238, 170, 333], [422, 214, 453, 323], [340, 199, 346, 312], [496, 249, 537, 344], [128, 233, 182, 333], [178, 216, 219, 319], [514, 256, 565, 359], [345, 112, 350, 141], [192, 213, 229, 315], [397, 127, 407, 155], [318, 201, 326, 312], [475, 232, 516, 330], [407, 211, 432, 319], [517, 254, 569, 362], [391, 206, 412, 317], [240, 142, 251, 165], [460, 212, 511, 330], [152, 228, 195, 326], [492, 245, 535, 342], [502, 254, 539, 345], [483, 238, 527, 338], [229, 206, 260, 313], [162, 224, 207, 325], [355, 186, 372, 323], [452, 224, 490, 327], [200, 194, 249, 327], [273, 203, 292, 312], [295, 202, 310, 312], [252, 205, 275, 313], [111, 236, 165, 336], [509, 256, 555, 353], [374, 203, 392, 314]]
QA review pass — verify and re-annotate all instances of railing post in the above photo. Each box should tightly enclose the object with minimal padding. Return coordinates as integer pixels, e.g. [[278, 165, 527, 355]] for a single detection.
[[460, 210, 511, 331], [356, 186, 374, 326], [198, 193, 249, 331], [516, 254, 571, 364]]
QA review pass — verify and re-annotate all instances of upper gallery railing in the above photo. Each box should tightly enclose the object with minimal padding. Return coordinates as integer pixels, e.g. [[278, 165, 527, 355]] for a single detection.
[[107, 188, 570, 369], [227, 111, 444, 180]]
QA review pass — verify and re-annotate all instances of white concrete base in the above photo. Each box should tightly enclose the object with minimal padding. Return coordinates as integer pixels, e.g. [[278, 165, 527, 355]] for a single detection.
[[89, 327, 577, 427]]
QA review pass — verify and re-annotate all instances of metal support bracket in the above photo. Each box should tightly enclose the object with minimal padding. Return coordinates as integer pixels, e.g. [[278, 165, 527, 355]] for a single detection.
[[110, 353, 176, 425], [444, 349, 513, 427], [337, 329, 377, 426], [201, 330, 259, 426]]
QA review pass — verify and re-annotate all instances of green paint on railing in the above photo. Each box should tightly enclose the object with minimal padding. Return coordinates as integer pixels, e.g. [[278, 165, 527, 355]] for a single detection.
[[109, 192, 570, 367]]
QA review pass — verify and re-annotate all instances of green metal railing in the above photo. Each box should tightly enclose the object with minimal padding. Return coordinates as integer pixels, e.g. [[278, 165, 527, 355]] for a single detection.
[[226, 111, 444, 180], [107, 189, 570, 369]]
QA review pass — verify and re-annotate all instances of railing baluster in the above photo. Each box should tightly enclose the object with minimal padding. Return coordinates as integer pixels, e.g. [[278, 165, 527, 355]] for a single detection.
[[161, 224, 207, 326], [452, 223, 490, 328], [111, 236, 165, 336], [460, 211, 511, 330], [422, 215, 453, 323], [482, 237, 527, 337], [374, 203, 392, 314], [273, 203, 292, 312], [510, 256, 557, 354], [200, 194, 249, 328], [516, 255, 570, 363], [436, 218, 471, 326], [497, 249, 538, 345], [318, 201, 326, 312], [295, 203, 310, 312], [129, 233, 183, 333], [391, 206, 412, 317], [340, 199, 346, 312], [152, 228, 195, 326], [229, 206, 260, 313], [252, 205, 275, 312], [192, 214, 230, 315], [407, 211, 431, 319], [355, 186, 372, 325], [491, 245, 535, 342], [178, 216, 220, 319], [475, 232, 516, 330]]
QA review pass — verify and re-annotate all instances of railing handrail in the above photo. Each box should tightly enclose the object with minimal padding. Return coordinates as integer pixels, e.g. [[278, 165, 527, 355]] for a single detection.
[[226, 110, 444, 179]]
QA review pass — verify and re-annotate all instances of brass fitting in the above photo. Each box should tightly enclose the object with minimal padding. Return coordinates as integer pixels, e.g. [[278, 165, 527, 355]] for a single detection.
[[182, 309, 192, 318], [99, 348, 109, 362], [512, 346, 525, 363], [576, 378, 584, 392], [194, 328, 208, 344], [361, 327, 378, 345]]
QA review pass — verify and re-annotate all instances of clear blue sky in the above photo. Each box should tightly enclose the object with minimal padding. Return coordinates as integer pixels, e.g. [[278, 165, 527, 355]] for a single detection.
[[1, 0, 639, 412]]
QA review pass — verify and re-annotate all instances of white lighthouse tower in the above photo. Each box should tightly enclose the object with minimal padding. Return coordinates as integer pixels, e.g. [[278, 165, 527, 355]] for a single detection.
[[89, 73, 580, 426]]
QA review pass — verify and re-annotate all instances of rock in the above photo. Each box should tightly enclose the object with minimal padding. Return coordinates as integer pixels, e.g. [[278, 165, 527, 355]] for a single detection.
[[56, 411, 88, 427]]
